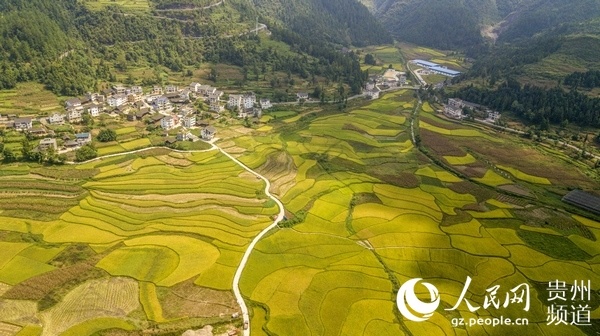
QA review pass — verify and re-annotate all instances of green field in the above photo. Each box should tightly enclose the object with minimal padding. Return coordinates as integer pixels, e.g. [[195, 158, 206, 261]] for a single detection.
[[0, 78, 599, 335], [222, 89, 600, 336], [83, 0, 150, 12], [0, 82, 62, 115], [358, 45, 406, 74], [0, 149, 277, 334]]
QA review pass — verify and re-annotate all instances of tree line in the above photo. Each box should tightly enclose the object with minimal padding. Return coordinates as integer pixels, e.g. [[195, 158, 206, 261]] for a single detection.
[[564, 70, 600, 89], [452, 79, 600, 128]]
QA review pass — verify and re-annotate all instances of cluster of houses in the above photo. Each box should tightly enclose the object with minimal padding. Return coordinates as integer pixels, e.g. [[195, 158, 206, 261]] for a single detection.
[[363, 68, 408, 99], [444, 98, 501, 122], [2, 81, 291, 152]]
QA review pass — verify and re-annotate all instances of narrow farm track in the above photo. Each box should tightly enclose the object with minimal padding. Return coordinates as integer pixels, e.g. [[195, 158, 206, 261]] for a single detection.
[[215, 144, 285, 336], [69, 143, 284, 335]]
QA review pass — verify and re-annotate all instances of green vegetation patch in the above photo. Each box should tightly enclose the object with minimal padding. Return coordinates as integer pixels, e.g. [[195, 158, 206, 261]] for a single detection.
[[0, 256, 56, 285], [443, 153, 477, 165], [496, 165, 551, 185], [517, 230, 591, 261], [60, 317, 137, 336], [84, 0, 150, 12]]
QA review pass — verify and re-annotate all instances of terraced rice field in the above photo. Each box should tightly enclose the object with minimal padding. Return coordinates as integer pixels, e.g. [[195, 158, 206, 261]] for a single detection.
[[0, 83, 62, 115], [96, 138, 152, 155], [0, 87, 599, 334], [0, 149, 277, 333], [220, 90, 600, 335]]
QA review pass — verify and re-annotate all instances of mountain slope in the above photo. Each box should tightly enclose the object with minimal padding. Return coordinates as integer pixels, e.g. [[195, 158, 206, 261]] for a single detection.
[[0, 0, 390, 95], [250, 0, 392, 47], [362, 0, 534, 49], [363, 0, 600, 49]]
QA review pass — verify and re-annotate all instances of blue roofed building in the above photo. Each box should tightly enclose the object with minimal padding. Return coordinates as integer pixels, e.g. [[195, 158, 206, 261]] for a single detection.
[[430, 66, 461, 77], [412, 59, 461, 77], [413, 59, 439, 68]]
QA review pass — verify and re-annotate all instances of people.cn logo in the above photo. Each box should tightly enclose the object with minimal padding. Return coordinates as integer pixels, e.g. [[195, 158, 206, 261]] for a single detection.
[[396, 278, 440, 322]]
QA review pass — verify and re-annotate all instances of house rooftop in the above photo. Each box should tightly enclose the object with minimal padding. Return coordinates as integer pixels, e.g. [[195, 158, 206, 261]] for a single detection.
[[430, 66, 461, 76], [413, 59, 439, 67]]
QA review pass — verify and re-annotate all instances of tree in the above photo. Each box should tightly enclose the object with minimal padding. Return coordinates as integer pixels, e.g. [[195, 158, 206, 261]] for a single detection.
[[364, 54, 376, 66], [75, 144, 97, 162], [209, 67, 218, 82], [3, 148, 16, 162], [82, 112, 94, 127], [97, 129, 117, 142], [21, 139, 33, 161]]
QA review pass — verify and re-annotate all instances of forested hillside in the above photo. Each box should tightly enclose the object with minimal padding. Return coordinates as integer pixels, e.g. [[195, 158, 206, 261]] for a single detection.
[[251, 0, 391, 47], [363, 0, 600, 49], [0, 0, 390, 96], [362, 0, 534, 49]]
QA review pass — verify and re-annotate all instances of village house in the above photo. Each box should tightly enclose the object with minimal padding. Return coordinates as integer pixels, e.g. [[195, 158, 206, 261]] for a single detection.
[[130, 86, 143, 95], [228, 93, 255, 110], [202, 126, 216, 140], [85, 92, 100, 102], [164, 137, 177, 146], [29, 127, 50, 137], [48, 113, 65, 125], [65, 98, 82, 110], [209, 91, 223, 104], [38, 138, 57, 151], [182, 115, 196, 128], [101, 88, 113, 98], [152, 86, 163, 95], [67, 109, 83, 123], [365, 88, 380, 100], [165, 85, 179, 94], [166, 91, 190, 105], [107, 94, 128, 108], [86, 103, 101, 117], [239, 107, 262, 119], [13, 117, 33, 131], [190, 82, 201, 93], [444, 98, 471, 119], [444, 98, 464, 119], [487, 111, 501, 122], [64, 139, 79, 148], [152, 96, 171, 111], [128, 93, 143, 103], [161, 115, 176, 130], [296, 92, 309, 101], [136, 108, 152, 120], [75, 132, 92, 144], [242, 93, 256, 109], [259, 98, 272, 109], [113, 85, 127, 94], [126, 113, 138, 122], [176, 132, 190, 141], [209, 101, 223, 113], [227, 94, 242, 110], [198, 85, 216, 96]]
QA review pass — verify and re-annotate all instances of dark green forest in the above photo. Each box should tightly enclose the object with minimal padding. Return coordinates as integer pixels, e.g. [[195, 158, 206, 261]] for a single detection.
[[0, 0, 389, 96], [564, 70, 600, 89], [453, 79, 600, 128], [372, 0, 484, 49]]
